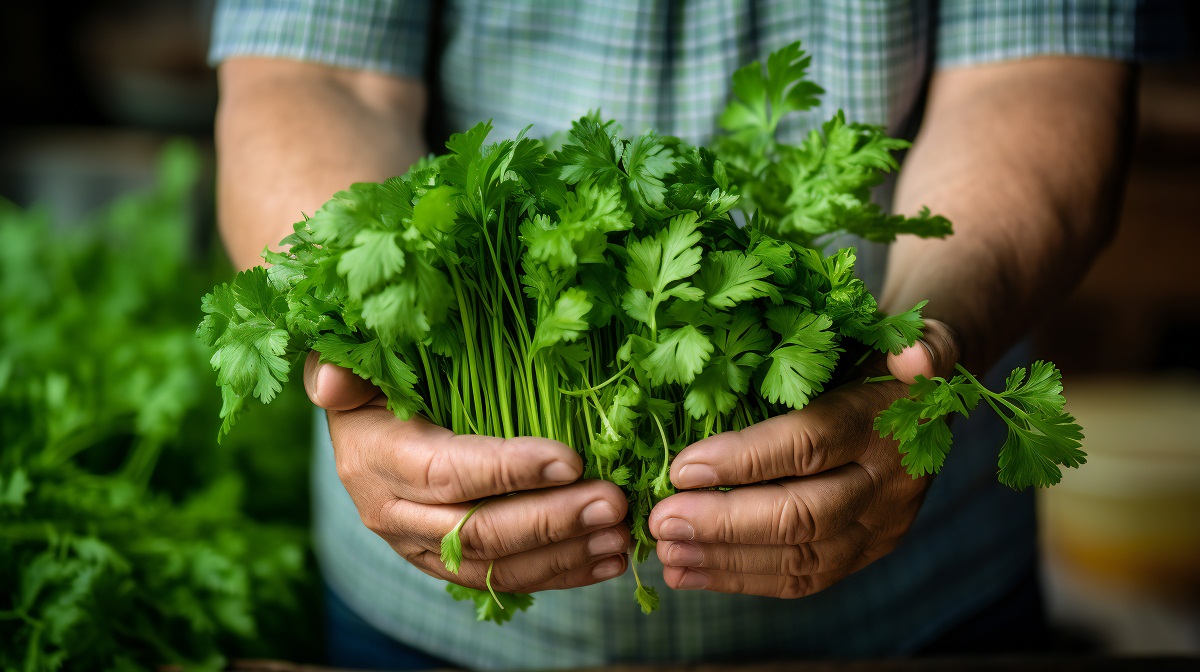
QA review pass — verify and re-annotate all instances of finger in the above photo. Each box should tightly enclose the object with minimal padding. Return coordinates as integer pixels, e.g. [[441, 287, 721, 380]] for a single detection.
[[328, 411, 583, 504], [365, 480, 627, 559], [656, 523, 872, 576], [886, 318, 960, 384], [669, 386, 884, 489], [649, 465, 874, 545], [405, 526, 630, 593], [455, 481, 629, 559], [661, 565, 844, 599], [304, 351, 384, 410]]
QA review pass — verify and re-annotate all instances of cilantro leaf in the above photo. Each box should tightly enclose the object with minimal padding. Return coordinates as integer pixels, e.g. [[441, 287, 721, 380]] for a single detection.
[[719, 41, 824, 139], [642, 326, 715, 386], [694, 250, 780, 309], [530, 287, 593, 354], [622, 131, 676, 212], [759, 312, 840, 408], [877, 363, 1086, 488], [445, 584, 533, 625]]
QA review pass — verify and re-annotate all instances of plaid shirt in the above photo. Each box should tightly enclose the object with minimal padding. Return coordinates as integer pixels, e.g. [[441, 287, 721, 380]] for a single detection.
[[211, 2, 1176, 669]]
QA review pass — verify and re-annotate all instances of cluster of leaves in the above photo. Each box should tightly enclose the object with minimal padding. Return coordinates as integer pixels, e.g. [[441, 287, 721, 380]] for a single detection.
[[0, 143, 315, 670], [201, 42, 1084, 622]]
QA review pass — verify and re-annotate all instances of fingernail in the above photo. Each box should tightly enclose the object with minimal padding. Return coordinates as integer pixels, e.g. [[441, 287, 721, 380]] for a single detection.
[[541, 460, 578, 484], [666, 542, 704, 567], [676, 569, 709, 590], [313, 363, 331, 403], [658, 517, 695, 541], [675, 464, 717, 489], [580, 500, 621, 527], [587, 531, 624, 557], [592, 556, 624, 580], [917, 339, 935, 360]]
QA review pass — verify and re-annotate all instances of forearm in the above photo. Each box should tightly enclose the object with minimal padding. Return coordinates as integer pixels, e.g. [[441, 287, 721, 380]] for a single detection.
[[883, 57, 1136, 371], [215, 58, 429, 270]]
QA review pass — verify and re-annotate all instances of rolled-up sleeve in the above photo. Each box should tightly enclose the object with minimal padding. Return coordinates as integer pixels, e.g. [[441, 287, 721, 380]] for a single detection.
[[936, 0, 1189, 67], [209, 0, 432, 78]]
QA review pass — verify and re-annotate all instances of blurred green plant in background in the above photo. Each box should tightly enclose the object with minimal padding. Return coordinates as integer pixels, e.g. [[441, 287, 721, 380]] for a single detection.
[[0, 141, 318, 671]]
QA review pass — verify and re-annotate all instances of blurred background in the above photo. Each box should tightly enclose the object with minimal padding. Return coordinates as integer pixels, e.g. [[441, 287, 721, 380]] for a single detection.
[[1, 0, 1196, 666]]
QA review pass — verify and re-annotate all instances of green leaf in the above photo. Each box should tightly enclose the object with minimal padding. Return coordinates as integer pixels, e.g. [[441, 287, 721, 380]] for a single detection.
[[440, 530, 464, 575], [622, 131, 676, 211], [997, 411, 1085, 489], [719, 41, 824, 138], [759, 313, 839, 408], [312, 333, 424, 419], [0, 468, 31, 508], [530, 287, 593, 354], [623, 212, 705, 327], [694, 250, 779, 309], [338, 229, 406, 298], [634, 584, 660, 615], [683, 356, 745, 418], [642, 326, 715, 386], [557, 115, 624, 187], [209, 320, 291, 404], [445, 584, 534, 625]]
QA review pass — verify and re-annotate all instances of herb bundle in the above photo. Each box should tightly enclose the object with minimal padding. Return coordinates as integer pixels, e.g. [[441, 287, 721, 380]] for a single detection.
[[201, 43, 1085, 622]]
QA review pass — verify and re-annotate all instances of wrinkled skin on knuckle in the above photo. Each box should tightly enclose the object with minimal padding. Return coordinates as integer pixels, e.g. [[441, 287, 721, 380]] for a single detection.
[[423, 448, 470, 504], [774, 486, 817, 546], [781, 542, 818, 577], [777, 573, 817, 600], [458, 507, 508, 560], [531, 503, 563, 546], [781, 411, 826, 475]]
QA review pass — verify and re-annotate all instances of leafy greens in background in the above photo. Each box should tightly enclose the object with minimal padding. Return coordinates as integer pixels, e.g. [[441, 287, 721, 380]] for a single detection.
[[0, 142, 317, 671], [202, 42, 1085, 622]]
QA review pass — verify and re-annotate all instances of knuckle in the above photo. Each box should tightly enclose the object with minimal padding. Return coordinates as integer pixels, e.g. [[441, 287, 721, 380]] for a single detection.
[[485, 561, 524, 592], [777, 574, 814, 600], [781, 543, 818, 577], [546, 548, 577, 577], [495, 438, 535, 492], [789, 421, 823, 475], [775, 486, 816, 545], [405, 546, 437, 569], [459, 509, 507, 559], [719, 499, 739, 544], [424, 449, 466, 503], [532, 505, 562, 545], [358, 498, 393, 537]]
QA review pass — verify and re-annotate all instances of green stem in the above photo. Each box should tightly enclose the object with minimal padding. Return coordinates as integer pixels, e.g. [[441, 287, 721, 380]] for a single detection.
[[485, 561, 504, 610], [559, 362, 632, 397], [953, 363, 1026, 421], [862, 374, 896, 384]]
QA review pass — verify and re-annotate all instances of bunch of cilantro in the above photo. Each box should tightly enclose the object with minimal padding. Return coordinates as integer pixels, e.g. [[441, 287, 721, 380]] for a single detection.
[[0, 142, 315, 670], [201, 43, 1085, 622]]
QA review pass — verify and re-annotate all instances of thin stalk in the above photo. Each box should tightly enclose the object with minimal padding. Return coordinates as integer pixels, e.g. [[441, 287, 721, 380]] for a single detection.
[[953, 363, 1025, 421], [447, 263, 487, 432], [863, 374, 896, 384], [559, 362, 632, 397], [485, 561, 505, 610]]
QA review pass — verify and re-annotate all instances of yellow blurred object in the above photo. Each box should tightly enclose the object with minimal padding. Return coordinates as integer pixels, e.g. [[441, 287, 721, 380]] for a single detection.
[[1038, 374, 1200, 654], [1040, 374, 1200, 594]]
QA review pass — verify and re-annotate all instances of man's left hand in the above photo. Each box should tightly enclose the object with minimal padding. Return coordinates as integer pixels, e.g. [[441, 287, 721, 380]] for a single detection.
[[648, 320, 958, 597]]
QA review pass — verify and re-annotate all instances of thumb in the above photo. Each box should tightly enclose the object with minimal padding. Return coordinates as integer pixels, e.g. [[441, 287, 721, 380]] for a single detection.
[[886, 318, 960, 385], [303, 350, 385, 410]]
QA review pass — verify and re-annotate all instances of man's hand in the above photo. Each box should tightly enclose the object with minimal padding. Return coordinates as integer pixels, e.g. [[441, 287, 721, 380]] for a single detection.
[[649, 321, 958, 597], [304, 353, 631, 593]]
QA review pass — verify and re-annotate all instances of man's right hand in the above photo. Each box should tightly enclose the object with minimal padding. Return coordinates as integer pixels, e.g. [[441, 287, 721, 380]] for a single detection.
[[304, 352, 631, 593]]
